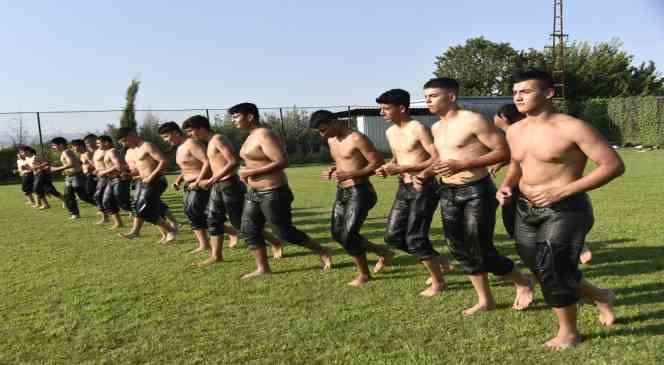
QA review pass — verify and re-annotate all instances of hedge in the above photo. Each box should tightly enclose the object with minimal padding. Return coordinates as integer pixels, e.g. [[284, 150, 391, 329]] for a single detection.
[[579, 96, 664, 146]]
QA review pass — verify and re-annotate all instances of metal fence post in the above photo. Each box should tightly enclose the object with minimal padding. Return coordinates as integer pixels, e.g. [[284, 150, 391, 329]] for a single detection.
[[205, 109, 210, 121], [279, 107, 285, 139], [36, 112, 45, 153]]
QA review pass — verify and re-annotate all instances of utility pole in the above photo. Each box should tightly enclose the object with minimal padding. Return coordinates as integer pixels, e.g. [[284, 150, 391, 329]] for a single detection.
[[547, 0, 568, 100]]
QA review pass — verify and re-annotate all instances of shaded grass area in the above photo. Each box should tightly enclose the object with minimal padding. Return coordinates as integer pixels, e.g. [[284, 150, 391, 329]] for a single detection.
[[0, 150, 663, 364]]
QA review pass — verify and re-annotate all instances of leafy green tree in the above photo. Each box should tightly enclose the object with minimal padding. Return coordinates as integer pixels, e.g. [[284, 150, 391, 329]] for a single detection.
[[120, 78, 140, 129]]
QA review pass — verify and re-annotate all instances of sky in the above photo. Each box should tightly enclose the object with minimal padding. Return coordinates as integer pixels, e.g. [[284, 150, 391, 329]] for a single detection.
[[1, 0, 663, 138]]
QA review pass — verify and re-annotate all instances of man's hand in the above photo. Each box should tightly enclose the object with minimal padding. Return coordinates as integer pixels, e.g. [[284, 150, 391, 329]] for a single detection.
[[320, 167, 336, 180], [199, 178, 213, 189], [188, 180, 201, 190], [238, 167, 252, 182], [172, 181, 181, 191], [376, 163, 400, 178], [143, 176, 153, 185], [528, 187, 567, 207], [496, 186, 513, 206], [434, 159, 466, 177], [334, 170, 354, 182]]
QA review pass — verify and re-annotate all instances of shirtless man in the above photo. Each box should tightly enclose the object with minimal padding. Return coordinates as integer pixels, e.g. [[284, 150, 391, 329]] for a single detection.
[[92, 136, 110, 224], [81, 135, 99, 200], [113, 128, 177, 243], [97, 135, 131, 228], [372, 89, 448, 297], [159, 122, 211, 253], [230, 102, 332, 279], [30, 149, 65, 209], [415, 77, 534, 315], [309, 110, 393, 287], [497, 70, 622, 349], [50, 137, 94, 219], [182, 115, 284, 266], [16, 147, 37, 207]]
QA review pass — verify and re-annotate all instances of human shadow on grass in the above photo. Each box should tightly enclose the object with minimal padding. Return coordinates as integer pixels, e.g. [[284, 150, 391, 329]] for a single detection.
[[582, 243, 662, 278]]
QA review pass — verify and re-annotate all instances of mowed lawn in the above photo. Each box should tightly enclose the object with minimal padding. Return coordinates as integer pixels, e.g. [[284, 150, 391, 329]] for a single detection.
[[1, 150, 663, 364]]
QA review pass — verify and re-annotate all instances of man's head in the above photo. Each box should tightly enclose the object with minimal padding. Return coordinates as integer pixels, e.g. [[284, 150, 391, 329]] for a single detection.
[[158, 122, 185, 146], [494, 103, 526, 129], [18, 145, 36, 157], [70, 139, 86, 153], [84, 134, 98, 150], [228, 103, 260, 129], [422, 77, 459, 115], [182, 115, 212, 141], [376, 89, 410, 123], [117, 128, 140, 148], [96, 135, 113, 150], [50, 137, 68, 151], [512, 70, 555, 114], [309, 110, 346, 139]]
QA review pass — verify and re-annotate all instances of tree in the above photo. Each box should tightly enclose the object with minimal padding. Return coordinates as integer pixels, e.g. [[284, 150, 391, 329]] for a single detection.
[[8, 114, 30, 147], [120, 78, 140, 129], [139, 111, 169, 150], [434, 37, 520, 96]]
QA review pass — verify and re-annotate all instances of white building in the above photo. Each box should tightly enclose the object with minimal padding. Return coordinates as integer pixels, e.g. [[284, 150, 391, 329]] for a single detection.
[[339, 96, 512, 152]]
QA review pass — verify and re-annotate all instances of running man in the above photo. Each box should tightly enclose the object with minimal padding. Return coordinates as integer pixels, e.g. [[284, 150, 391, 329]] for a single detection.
[[98, 135, 132, 228], [230, 102, 332, 279], [415, 77, 534, 315], [497, 70, 622, 349], [309, 110, 393, 287], [50, 137, 94, 219]]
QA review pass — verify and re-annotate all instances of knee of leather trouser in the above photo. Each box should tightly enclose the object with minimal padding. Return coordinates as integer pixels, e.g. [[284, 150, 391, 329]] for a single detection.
[[535, 241, 582, 307], [330, 225, 347, 244], [383, 227, 404, 247], [208, 225, 224, 236]]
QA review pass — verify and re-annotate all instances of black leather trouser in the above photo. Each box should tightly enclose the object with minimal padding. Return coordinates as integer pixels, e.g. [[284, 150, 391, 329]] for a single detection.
[[384, 178, 440, 260], [501, 188, 518, 239], [240, 185, 309, 249], [21, 173, 34, 194], [103, 177, 132, 214], [134, 176, 168, 224], [64, 173, 95, 215], [438, 176, 514, 276], [33, 172, 62, 199], [330, 183, 376, 256], [207, 176, 246, 236], [183, 183, 210, 230], [515, 193, 594, 308]]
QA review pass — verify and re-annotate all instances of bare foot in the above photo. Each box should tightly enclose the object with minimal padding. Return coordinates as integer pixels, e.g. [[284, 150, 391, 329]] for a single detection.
[[194, 257, 223, 267], [228, 234, 239, 248], [420, 283, 445, 297], [271, 243, 284, 260], [440, 258, 455, 274], [38, 205, 49, 210], [95, 218, 108, 225], [188, 247, 207, 254], [463, 301, 496, 316], [543, 333, 582, 350], [241, 269, 271, 279], [119, 232, 139, 240], [111, 224, 123, 230], [161, 232, 176, 245], [170, 222, 180, 235], [69, 215, 80, 220], [580, 245, 593, 264], [372, 251, 394, 273], [596, 289, 616, 326], [319, 248, 332, 272], [513, 275, 535, 310], [347, 275, 370, 287]]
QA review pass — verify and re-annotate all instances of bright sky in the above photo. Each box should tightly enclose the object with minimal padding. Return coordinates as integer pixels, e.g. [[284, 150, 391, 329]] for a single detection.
[[1, 0, 663, 138]]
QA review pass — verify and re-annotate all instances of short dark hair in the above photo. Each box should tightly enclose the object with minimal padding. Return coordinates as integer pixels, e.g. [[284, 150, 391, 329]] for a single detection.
[[182, 115, 212, 131], [228, 103, 260, 122], [97, 135, 113, 144], [50, 137, 67, 146], [423, 77, 460, 94], [512, 69, 555, 90], [376, 89, 410, 110], [83, 133, 98, 141], [70, 139, 85, 148], [117, 127, 137, 139], [158, 122, 183, 135], [496, 103, 526, 125], [309, 110, 337, 129]]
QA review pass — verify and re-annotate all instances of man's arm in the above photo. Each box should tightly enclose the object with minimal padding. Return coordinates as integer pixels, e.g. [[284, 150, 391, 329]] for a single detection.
[[336, 133, 384, 181], [144, 142, 170, 183], [208, 136, 239, 184], [241, 130, 288, 178], [50, 151, 74, 173]]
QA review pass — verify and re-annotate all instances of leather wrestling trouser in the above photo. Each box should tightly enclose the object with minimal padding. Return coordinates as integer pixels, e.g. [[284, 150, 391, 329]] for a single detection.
[[384, 178, 440, 260], [33, 172, 62, 199], [330, 183, 376, 256], [515, 193, 594, 308], [21, 173, 34, 194], [102, 177, 132, 214], [63, 173, 95, 216], [438, 176, 514, 276], [206, 176, 245, 236], [183, 183, 210, 230], [134, 176, 169, 224], [240, 185, 309, 249]]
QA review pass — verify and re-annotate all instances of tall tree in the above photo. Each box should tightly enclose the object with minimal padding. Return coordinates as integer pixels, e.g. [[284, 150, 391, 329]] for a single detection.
[[434, 37, 519, 96], [120, 78, 140, 129]]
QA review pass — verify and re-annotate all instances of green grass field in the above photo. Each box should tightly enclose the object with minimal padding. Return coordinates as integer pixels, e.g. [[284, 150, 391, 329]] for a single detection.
[[1, 150, 663, 364]]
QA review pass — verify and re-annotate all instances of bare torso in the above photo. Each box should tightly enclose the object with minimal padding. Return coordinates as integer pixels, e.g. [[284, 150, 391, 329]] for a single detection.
[[386, 120, 432, 183], [131, 142, 161, 180], [176, 139, 205, 183], [508, 114, 587, 200], [103, 148, 122, 178], [208, 134, 237, 180], [239, 128, 288, 190], [433, 110, 490, 184], [328, 131, 371, 188], [81, 151, 94, 174], [61, 150, 82, 174], [93, 149, 107, 176]]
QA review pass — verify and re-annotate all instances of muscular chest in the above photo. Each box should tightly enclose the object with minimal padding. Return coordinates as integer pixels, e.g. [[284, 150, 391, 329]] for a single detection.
[[387, 129, 420, 155], [240, 136, 265, 161], [328, 139, 358, 161], [511, 126, 575, 163], [435, 123, 476, 151]]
